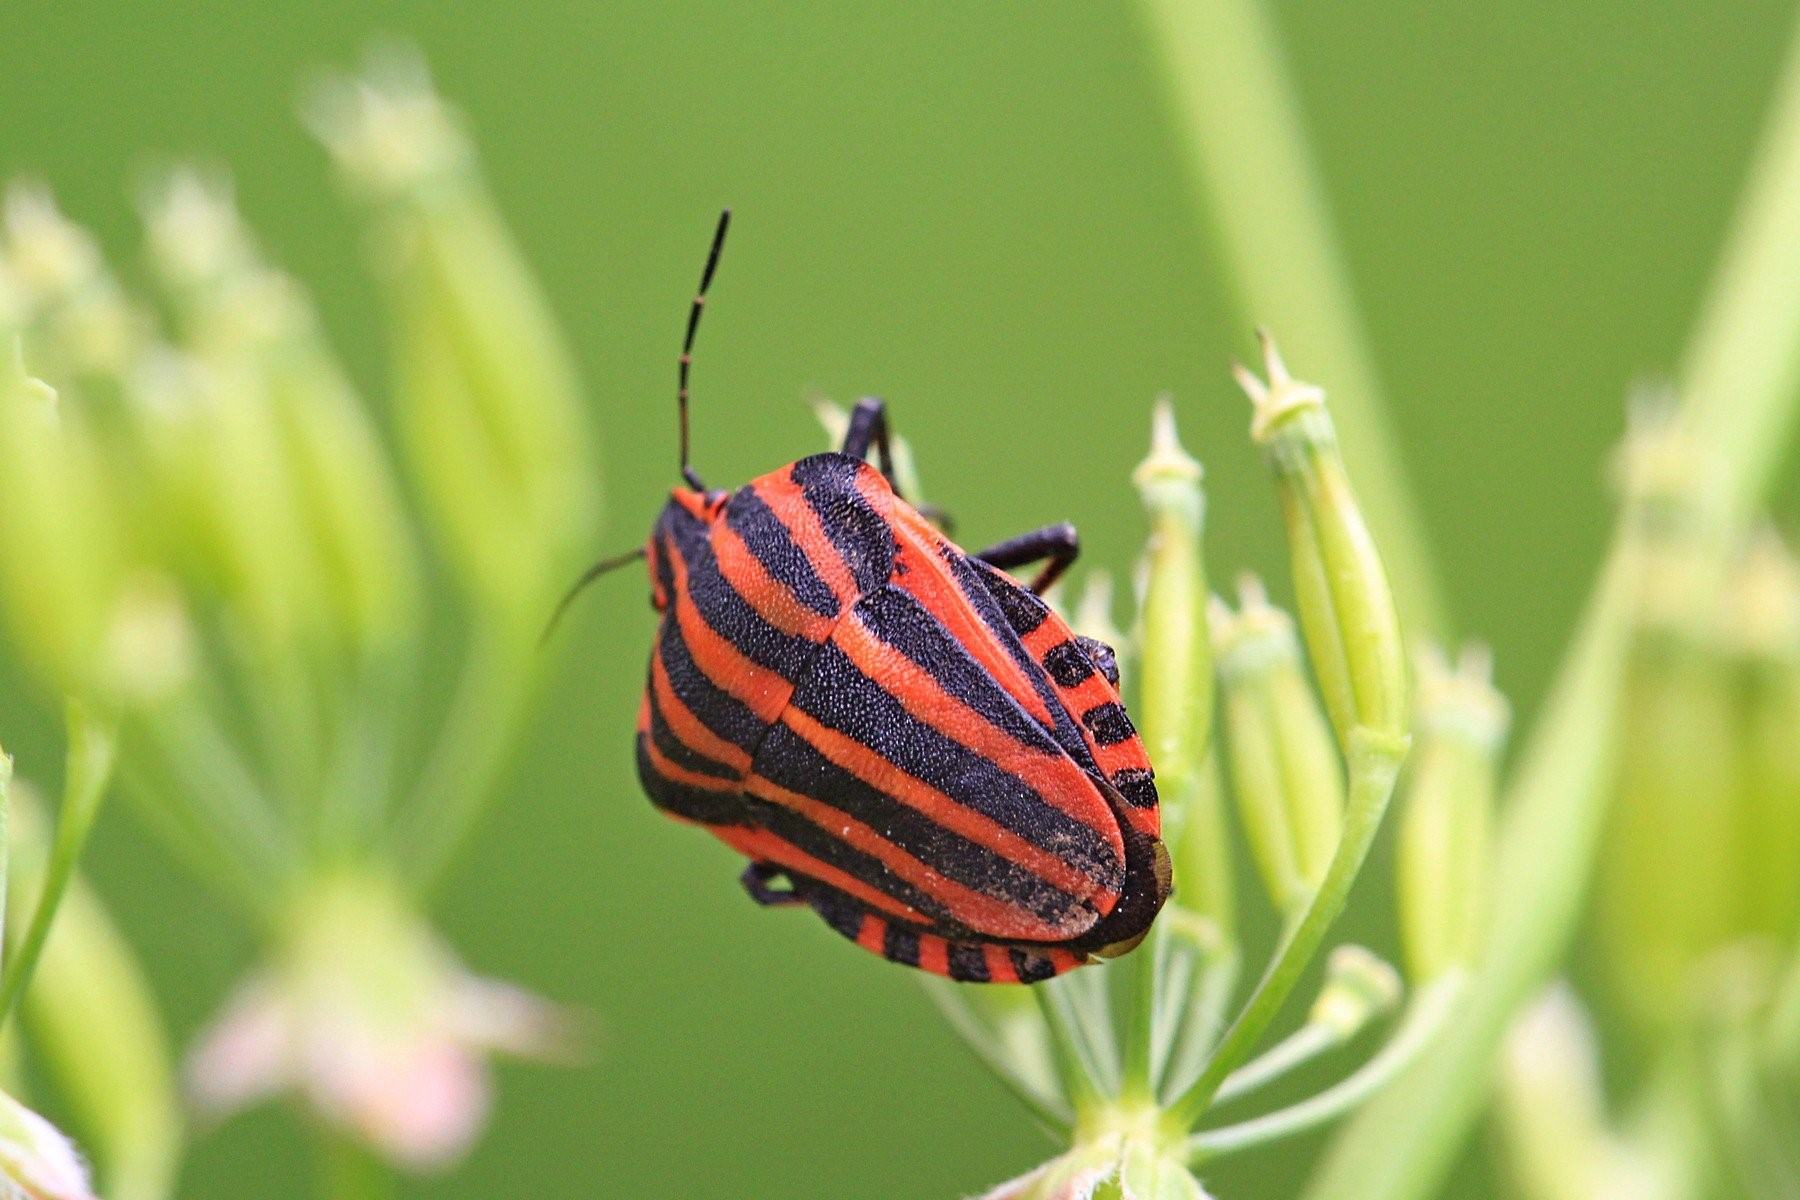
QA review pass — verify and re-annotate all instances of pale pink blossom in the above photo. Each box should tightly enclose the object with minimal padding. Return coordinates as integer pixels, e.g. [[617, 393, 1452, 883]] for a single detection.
[[187, 874, 573, 1171]]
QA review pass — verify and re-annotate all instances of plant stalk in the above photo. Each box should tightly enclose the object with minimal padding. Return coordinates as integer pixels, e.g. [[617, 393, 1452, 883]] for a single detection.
[[1305, 13, 1800, 1193], [1189, 974, 1463, 1161], [1164, 729, 1405, 1130], [0, 700, 116, 1027], [1135, 0, 1447, 636]]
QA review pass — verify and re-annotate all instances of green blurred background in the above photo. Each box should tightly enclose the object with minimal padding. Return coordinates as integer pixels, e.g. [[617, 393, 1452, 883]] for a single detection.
[[4, 1, 1799, 1195]]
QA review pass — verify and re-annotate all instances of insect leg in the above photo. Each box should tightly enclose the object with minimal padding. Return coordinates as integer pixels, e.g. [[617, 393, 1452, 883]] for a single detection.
[[916, 503, 957, 535], [975, 522, 1079, 594], [740, 861, 805, 907], [840, 396, 901, 494], [796, 878, 1082, 982]]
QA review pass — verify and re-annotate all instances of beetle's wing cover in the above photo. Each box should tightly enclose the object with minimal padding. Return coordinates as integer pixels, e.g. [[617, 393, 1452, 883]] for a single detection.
[[637, 453, 1162, 975], [882, 504, 1159, 836], [636, 496, 766, 826], [678, 453, 1118, 945], [798, 880, 1090, 983], [634, 467, 883, 828], [745, 581, 1128, 943], [962, 558, 1161, 840]]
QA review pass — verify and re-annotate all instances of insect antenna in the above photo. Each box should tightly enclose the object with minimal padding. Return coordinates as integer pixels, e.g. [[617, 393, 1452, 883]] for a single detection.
[[541, 545, 649, 645], [679, 208, 732, 492]]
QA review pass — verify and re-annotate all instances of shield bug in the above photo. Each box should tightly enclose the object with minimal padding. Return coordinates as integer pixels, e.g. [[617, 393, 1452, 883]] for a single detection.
[[563, 212, 1171, 982]]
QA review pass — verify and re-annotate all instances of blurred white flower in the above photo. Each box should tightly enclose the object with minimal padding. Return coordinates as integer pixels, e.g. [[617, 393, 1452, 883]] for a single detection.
[[974, 1134, 1210, 1200], [185, 873, 573, 1170], [0, 1088, 95, 1200]]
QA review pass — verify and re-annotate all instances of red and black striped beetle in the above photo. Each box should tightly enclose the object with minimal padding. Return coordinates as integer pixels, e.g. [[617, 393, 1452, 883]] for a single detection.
[[568, 213, 1170, 983]]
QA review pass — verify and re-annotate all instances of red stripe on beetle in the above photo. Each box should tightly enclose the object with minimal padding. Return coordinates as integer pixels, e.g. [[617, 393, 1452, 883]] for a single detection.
[[778, 706, 1118, 910], [1121, 806, 1160, 838], [855, 912, 890, 956], [649, 651, 753, 775], [917, 933, 950, 977], [664, 532, 794, 724], [750, 473, 861, 603], [886, 515, 1059, 732], [709, 518, 839, 642], [832, 611, 1125, 855], [1094, 740, 1155, 779], [714, 826, 930, 925], [743, 774, 1087, 942]]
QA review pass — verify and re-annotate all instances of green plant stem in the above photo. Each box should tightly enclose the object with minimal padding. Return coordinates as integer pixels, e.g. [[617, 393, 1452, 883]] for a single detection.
[[1306, 16, 1800, 1196], [400, 626, 536, 896], [1164, 731, 1404, 1131], [0, 750, 10, 962], [1188, 974, 1462, 1162], [1036, 978, 1106, 1116], [1121, 923, 1164, 1103], [1211, 1021, 1337, 1107], [0, 700, 116, 1027], [1157, 756, 1240, 1097], [1151, 932, 1196, 1071], [1134, 0, 1446, 636], [922, 981, 1073, 1133], [115, 768, 281, 930], [1160, 939, 1241, 1100], [221, 628, 321, 849], [321, 651, 410, 860], [1066, 969, 1123, 1096], [143, 700, 298, 886]]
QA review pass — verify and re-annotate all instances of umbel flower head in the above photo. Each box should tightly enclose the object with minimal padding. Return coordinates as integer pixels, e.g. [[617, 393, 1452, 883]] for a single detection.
[[187, 873, 574, 1170], [0, 46, 599, 1182], [977, 1132, 1210, 1200], [942, 339, 1445, 1200], [1234, 331, 1407, 753]]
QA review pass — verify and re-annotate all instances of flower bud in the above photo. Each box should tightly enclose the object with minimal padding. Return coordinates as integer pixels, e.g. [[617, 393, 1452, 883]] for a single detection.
[[142, 169, 420, 660], [2, 184, 146, 390], [1599, 636, 1741, 1035], [1594, 413, 1746, 1034], [1132, 401, 1214, 831], [89, 574, 194, 711], [8, 782, 181, 1200], [1496, 985, 1631, 1200], [1131, 402, 1235, 949], [1396, 643, 1508, 982], [0, 1087, 96, 1200], [1235, 332, 1407, 751], [1210, 576, 1344, 914], [1726, 528, 1800, 942], [127, 347, 323, 665], [1308, 945, 1403, 1041], [0, 337, 123, 694], [307, 50, 598, 627], [1588, 396, 1748, 1029]]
